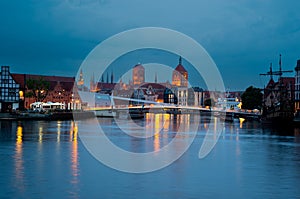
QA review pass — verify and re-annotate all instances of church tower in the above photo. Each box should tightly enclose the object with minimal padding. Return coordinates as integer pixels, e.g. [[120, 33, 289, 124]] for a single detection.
[[172, 56, 188, 87], [77, 69, 84, 86], [132, 63, 145, 85]]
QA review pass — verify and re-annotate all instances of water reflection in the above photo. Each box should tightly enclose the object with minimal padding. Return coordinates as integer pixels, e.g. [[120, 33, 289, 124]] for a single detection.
[[70, 121, 80, 196], [1, 116, 300, 198], [14, 124, 25, 193]]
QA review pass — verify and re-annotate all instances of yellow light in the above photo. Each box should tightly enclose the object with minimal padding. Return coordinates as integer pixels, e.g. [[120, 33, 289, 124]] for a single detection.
[[16, 126, 23, 144], [39, 127, 43, 143], [239, 118, 245, 128], [237, 102, 242, 109], [19, 91, 24, 98]]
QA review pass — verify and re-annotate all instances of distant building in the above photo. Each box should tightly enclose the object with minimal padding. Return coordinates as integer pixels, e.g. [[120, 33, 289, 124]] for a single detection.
[[172, 57, 188, 87], [0, 66, 20, 112], [130, 88, 145, 105], [173, 87, 188, 106], [171, 57, 188, 106], [188, 87, 204, 106], [77, 69, 84, 88], [295, 60, 300, 110], [96, 82, 117, 94], [133, 63, 145, 86], [140, 83, 168, 103], [163, 88, 177, 104]]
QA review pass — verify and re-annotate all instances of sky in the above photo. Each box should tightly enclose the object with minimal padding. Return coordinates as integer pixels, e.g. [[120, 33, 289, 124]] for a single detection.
[[1, 0, 300, 90]]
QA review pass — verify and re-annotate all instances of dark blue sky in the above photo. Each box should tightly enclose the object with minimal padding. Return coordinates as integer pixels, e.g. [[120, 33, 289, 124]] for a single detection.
[[1, 0, 300, 90]]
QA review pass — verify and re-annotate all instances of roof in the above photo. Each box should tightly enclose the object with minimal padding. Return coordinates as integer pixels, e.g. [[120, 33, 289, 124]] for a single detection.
[[133, 63, 144, 69], [12, 73, 75, 91], [174, 64, 187, 73], [97, 83, 117, 90], [140, 83, 167, 90], [11, 74, 75, 87]]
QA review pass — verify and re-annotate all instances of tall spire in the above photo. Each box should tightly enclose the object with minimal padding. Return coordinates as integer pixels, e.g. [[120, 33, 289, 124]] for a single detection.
[[154, 72, 157, 83], [179, 56, 182, 65], [77, 69, 84, 86]]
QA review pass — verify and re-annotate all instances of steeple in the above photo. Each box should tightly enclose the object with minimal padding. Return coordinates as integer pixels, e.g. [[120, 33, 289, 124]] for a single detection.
[[154, 72, 157, 83], [77, 69, 84, 86], [179, 56, 182, 65]]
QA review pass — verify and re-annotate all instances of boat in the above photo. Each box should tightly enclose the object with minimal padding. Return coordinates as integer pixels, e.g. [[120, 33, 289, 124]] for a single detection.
[[260, 55, 294, 126]]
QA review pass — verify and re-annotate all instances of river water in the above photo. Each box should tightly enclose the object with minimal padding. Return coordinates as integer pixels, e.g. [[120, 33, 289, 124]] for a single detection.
[[1, 113, 300, 198]]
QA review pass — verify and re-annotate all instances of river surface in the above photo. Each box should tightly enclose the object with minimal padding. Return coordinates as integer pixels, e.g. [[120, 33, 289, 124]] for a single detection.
[[1, 113, 300, 199]]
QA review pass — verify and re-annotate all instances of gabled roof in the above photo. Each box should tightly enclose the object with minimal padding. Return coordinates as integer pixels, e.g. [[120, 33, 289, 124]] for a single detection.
[[11, 73, 75, 91], [140, 83, 167, 90]]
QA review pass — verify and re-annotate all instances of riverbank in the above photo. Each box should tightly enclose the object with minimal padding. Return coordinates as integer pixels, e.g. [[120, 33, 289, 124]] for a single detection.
[[0, 111, 95, 121]]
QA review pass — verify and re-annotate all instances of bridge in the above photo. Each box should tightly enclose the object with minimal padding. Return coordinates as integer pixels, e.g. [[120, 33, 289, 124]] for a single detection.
[[89, 95, 261, 121]]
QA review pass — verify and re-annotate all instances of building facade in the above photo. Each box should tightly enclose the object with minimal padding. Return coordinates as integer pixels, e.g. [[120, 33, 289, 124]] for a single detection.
[[171, 57, 188, 106], [133, 63, 145, 86], [188, 87, 204, 106], [0, 66, 20, 112], [172, 57, 188, 87], [12, 73, 80, 109]]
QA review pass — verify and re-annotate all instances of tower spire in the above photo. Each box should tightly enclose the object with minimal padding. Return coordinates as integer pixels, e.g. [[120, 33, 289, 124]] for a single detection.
[[179, 56, 182, 65], [155, 72, 157, 83]]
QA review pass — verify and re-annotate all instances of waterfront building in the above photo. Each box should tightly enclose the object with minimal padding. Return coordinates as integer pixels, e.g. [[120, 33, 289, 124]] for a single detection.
[[188, 87, 204, 107], [0, 66, 20, 112], [163, 88, 178, 104], [140, 83, 167, 103], [133, 63, 145, 86], [12, 73, 80, 109], [130, 88, 145, 105], [173, 87, 188, 106], [295, 60, 300, 110]]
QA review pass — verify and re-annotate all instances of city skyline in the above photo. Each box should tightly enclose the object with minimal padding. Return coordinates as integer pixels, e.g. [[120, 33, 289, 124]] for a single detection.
[[1, 1, 300, 90]]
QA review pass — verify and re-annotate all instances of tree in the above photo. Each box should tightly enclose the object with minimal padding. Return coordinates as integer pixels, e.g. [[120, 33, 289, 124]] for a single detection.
[[26, 78, 50, 102], [241, 86, 263, 110]]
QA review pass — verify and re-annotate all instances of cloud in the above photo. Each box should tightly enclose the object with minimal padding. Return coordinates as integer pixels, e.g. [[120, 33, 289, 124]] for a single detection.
[[0, 0, 300, 89]]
